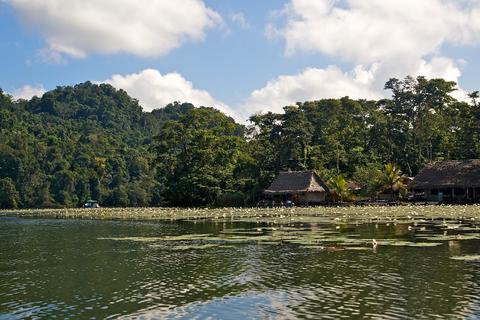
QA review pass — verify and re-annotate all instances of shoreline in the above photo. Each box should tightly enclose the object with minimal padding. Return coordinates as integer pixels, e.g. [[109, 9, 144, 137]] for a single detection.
[[1, 204, 479, 222]]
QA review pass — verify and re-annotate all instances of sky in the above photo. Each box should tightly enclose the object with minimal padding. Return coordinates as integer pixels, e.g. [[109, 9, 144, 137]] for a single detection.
[[1, 0, 480, 121]]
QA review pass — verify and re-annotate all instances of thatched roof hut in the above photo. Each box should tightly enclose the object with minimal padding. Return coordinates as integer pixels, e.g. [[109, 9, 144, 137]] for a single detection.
[[264, 171, 329, 204], [409, 159, 480, 202], [409, 159, 480, 189]]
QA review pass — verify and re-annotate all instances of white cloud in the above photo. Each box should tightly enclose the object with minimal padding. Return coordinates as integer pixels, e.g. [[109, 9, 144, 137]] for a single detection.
[[274, 0, 480, 64], [101, 69, 239, 120], [12, 85, 46, 100], [8, 0, 221, 59], [253, 0, 479, 115], [268, 0, 480, 85], [417, 57, 470, 101], [241, 56, 469, 116], [415, 57, 462, 82], [242, 66, 381, 116], [230, 12, 249, 29]]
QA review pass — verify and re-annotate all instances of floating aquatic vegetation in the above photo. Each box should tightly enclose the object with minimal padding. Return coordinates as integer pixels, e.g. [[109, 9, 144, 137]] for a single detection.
[[300, 245, 347, 251], [291, 237, 443, 247], [168, 244, 235, 251], [9, 204, 480, 224], [255, 241, 282, 246], [19, 205, 477, 255], [450, 255, 480, 261], [343, 246, 373, 251], [98, 234, 215, 242], [95, 215, 474, 251], [445, 226, 480, 232], [98, 236, 166, 242], [416, 234, 480, 241], [374, 241, 443, 247]]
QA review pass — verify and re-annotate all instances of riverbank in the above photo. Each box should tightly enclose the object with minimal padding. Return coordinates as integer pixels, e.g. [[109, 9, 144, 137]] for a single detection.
[[1, 205, 479, 223]]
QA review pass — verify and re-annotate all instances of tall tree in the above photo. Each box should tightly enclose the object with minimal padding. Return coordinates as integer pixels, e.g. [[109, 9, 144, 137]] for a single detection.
[[154, 107, 248, 206], [0, 178, 20, 209]]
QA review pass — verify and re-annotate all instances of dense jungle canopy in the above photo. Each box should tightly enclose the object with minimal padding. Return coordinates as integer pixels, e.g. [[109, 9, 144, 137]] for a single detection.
[[0, 77, 478, 208]]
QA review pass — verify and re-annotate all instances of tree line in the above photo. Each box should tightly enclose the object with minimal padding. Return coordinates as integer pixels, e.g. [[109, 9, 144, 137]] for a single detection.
[[0, 77, 478, 208]]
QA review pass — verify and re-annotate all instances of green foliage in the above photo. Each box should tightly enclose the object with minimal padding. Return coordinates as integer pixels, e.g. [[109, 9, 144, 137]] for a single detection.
[[378, 163, 407, 200], [0, 83, 182, 208], [0, 178, 20, 209], [352, 163, 384, 198], [0, 76, 478, 208], [154, 107, 249, 206], [327, 175, 353, 202], [215, 192, 246, 207]]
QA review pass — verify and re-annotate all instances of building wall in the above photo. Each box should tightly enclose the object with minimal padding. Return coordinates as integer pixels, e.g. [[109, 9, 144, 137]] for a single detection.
[[422, 187, 480, 202], [268, 192, 328, 205], [377, 193, 395, 201], [297, 192, 327, 204]]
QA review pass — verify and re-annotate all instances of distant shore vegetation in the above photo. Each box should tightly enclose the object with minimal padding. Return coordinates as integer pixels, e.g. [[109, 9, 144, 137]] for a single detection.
[[0, 76, 479, 209]]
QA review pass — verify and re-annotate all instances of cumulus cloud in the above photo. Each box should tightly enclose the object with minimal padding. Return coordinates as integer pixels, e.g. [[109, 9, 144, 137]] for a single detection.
[[268, 0, 480, 83], [252, 0, 479, 114], [101, 69, 239, 120], [241, 55, 469, 116], [8, 0, 221, 59], [415, 57, 470, 101], [241, 66, 382, 116], [273, 0, 480, 64], [12, 85, 46, 100]]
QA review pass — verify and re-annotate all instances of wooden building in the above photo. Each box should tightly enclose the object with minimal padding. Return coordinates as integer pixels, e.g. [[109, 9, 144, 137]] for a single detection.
[[264, 171, 330, 205], [409, 159, 480, 203]]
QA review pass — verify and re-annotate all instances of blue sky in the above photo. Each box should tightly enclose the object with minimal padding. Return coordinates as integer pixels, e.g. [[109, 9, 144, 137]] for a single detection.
[[1, 0, 479, 120]]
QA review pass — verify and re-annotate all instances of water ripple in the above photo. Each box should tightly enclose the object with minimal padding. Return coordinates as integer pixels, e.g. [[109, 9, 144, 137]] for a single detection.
[[1, 217, 480, 319]]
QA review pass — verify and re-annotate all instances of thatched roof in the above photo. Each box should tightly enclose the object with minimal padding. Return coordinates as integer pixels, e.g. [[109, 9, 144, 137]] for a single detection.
[[409, 159, 480, 189], [264, 171, 329, 195], [347, 181, 365, 191]]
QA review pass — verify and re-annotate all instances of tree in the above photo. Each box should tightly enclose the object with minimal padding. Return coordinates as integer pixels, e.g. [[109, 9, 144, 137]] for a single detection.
[[378, 163, 407, 200], [469, 91, 479, 106], [110, 187, 129, 207], [0, 178, 19, 209], [154, 107, 248, 206], [279, 105, 313, 170], [353, 162, 384, 199], [383, 76, 458, 174], [327, 175, 353, 202], [0, 76, 477, 208]]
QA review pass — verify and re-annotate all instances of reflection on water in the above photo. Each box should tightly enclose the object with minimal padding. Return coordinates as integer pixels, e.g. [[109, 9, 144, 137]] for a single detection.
[[1, 216, 480, 319]]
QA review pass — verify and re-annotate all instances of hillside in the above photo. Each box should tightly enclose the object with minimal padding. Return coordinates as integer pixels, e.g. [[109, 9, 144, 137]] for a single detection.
[[0, 82, 241, 208]]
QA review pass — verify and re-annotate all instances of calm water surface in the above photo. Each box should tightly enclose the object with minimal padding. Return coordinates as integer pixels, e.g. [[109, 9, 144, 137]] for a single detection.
[[1, 215, 480, 319]]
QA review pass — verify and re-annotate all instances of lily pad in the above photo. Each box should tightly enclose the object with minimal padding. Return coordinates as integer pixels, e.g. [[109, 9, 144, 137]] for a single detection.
[[169, 244, 235, 251], [450, 255, 480, 261], [375, 240, 443, 247], [344, 246, 373, 251], [416, 234, 480, 241], [98, 234, 214, 242]]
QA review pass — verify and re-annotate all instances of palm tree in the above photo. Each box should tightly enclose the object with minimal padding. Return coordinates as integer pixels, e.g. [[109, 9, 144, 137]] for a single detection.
[[328, 175, 353, 202], [379, 163, 407, 201]]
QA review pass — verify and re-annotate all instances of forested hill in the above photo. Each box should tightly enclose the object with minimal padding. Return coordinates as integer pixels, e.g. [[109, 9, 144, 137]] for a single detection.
[[0, 82, 242, 208], [0, 76, 479, 209]]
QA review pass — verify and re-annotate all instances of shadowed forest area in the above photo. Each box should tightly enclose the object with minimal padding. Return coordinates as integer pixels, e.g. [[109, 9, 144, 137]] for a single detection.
[[0, 76, 479, 208]]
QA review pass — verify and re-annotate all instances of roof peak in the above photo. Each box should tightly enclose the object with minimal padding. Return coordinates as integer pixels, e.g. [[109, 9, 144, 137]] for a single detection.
[[279, 170, 315, 173], [265, 170, 329, 194], [410, 159, 480, 189], [429, 159, 480, 164]]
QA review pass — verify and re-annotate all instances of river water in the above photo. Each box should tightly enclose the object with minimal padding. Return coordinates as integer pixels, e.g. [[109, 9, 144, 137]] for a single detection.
[[1, 216, 480, 319]]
